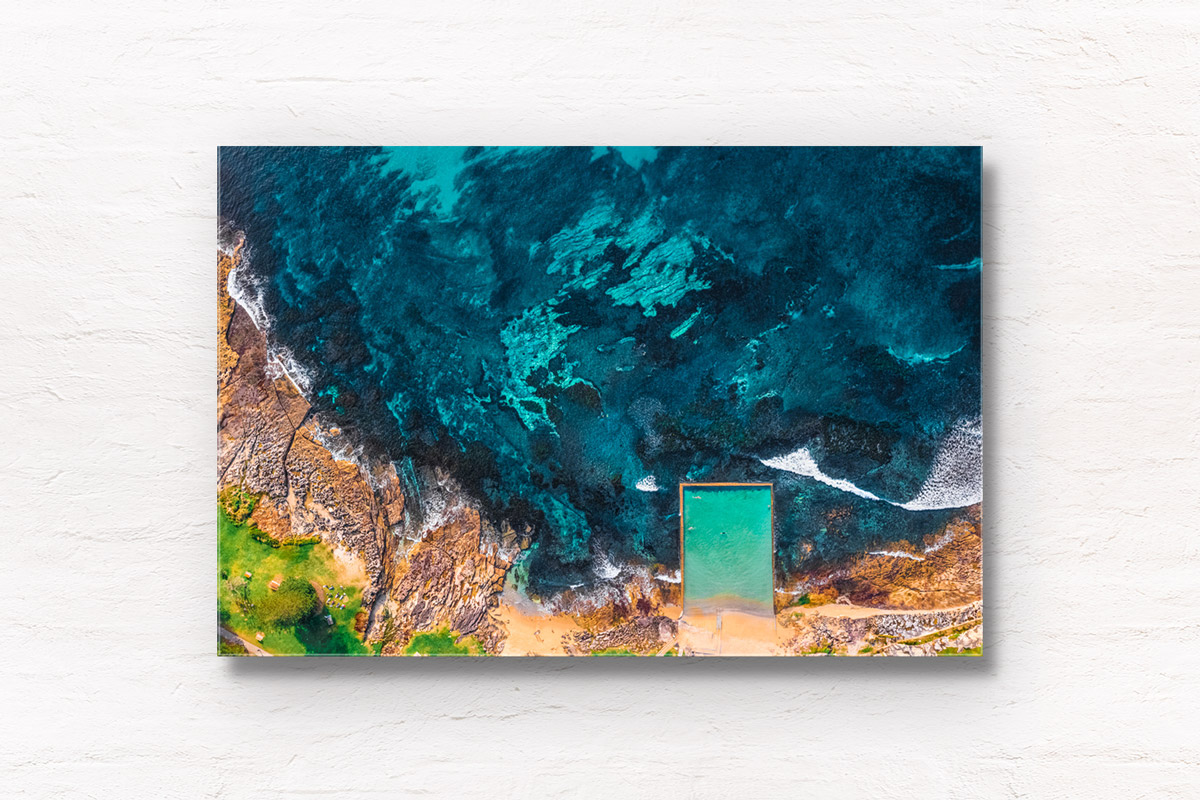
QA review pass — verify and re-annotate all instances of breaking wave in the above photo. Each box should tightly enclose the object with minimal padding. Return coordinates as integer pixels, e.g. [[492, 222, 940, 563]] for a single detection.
[[759, 447, 885, 503], [226, 242, 315, 399], [226, 263, 269, 334], [264, 348, 315, 398], [897, 418, 982, 511], [635, 475, 659, 492], [761, 417, 982, 512], [592, 550, 623, 581], [868, 550, 925, 561]]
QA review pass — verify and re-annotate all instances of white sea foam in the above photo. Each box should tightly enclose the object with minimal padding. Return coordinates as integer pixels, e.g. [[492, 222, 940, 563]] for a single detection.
[[266, 347, 315, 397], [415, 493, 454, 539], [635, 474, 659, 492], [309, 422, 384, 492], [530, 552, 670, 616], [897, 418, 982, 511], [226, 264, 270, 334], [868, 550, 925, 561], [761, 417, 982, 513], [548, 572, 626, 614], [218, 221, 244, 257], [922, 530, 956, 555], [410, 471, 469, 540], [225, 247, 318, 400], [760, 447, 885, 502], [592, 550, 623, 581]]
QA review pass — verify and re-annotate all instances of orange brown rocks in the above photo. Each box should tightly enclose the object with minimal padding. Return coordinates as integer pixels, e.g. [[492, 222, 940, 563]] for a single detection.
[[218, 247, 400, 605], [566, 615, 677, 655], [777, 601, 982, 656], [381, 508, 515, 651], [217, 247, 243, 386], [784, 504, 982, 612]]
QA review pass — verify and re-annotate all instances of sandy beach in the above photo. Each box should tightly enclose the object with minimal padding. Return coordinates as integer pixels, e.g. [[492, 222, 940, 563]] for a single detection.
[[679, 608, 779, 656], [493, 595, 585, 656]]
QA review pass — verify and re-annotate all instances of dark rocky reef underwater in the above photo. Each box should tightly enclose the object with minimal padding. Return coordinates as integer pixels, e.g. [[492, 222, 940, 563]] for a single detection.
[[219, 146, 981, 598]]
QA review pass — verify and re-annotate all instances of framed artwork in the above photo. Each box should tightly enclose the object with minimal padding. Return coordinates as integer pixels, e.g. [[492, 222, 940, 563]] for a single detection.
[[218, 146, 981, 657]]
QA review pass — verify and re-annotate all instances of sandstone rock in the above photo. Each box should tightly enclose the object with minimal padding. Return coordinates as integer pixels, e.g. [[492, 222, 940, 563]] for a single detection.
[[778, 603, 982, 656], [218, 249, 400, 606], [383, 508, 515, 652], [783, 505, 982, 612], [567, 615, 678, 655]]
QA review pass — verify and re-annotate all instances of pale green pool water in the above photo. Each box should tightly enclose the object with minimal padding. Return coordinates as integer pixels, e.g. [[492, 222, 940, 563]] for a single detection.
[[681, 485, 774, 612]]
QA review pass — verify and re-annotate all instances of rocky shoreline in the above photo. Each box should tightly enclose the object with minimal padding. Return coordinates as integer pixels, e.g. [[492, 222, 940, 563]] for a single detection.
[[778, 601, 983, 656]]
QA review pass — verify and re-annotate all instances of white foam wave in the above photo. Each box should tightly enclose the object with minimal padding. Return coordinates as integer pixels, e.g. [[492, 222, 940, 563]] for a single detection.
[[898, 418, 982, 511], [922, 530, 955, 555], [526, 553, 676, 617], [309, 422, 374, 481], [542, 558, 654, 615], [760, 417, 982, 513], [226, 264, 270, 334], [225, 250, 318, 400], [218, 221, 244, 257], [868, 550, 925, 561], [760, 447, 885, 502], [592, 550, 623, 581], [266, 347, 314, 397], [411, 471, 469, 540], [635, 474, 659, 492]]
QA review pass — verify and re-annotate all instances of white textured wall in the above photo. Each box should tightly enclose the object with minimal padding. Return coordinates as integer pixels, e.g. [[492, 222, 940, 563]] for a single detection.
[[3, 2, 1198, 797]]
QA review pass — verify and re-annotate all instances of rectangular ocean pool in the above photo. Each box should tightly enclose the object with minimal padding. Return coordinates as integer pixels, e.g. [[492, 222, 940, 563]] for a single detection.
[[680, 483, 774, 615]]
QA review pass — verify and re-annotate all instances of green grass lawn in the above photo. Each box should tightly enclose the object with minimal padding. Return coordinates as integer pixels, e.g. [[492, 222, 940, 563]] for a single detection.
[[937, 646, 983, 657], [900, 621, 981, 647], [402, 626, 485, 656], [218, 637, 248, 656], [218, 505, 372, 655]]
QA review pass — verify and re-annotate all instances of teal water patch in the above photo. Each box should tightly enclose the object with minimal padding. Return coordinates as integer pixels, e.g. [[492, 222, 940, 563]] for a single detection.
[[887, 342, 966, 366], [382, 146, 546, 214], [682, 485, 774, 611], [590, 146, 660, 169], [499, 303, 583, 431], [931, 256, 982, 271], [382, 146, 469, 213], [606, 233, 708, 316], [614, 146, 659, 169], [669, 307, 703, 339]]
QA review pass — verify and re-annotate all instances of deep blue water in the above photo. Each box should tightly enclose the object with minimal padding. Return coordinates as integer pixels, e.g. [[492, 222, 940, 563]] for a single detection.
[[219, 146, 980, 594]]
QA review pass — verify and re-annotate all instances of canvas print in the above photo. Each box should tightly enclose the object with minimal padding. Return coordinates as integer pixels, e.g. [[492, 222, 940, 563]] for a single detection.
[[218, 146, 982, 657]]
